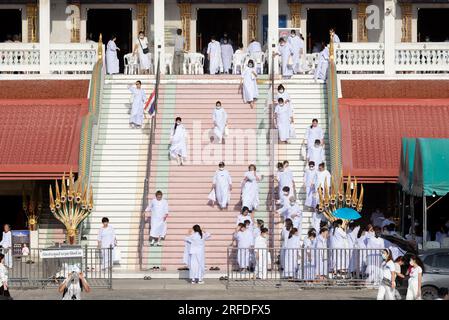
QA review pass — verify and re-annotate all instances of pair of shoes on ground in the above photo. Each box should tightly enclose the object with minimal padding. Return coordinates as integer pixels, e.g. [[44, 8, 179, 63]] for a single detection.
[[143, 276, 152, 280], [150, 241, 162, 247], [178, 266, 189, 271], [209, 266, 220, 271], [219, 276, 228, 281], [191, 280, 205, 285]]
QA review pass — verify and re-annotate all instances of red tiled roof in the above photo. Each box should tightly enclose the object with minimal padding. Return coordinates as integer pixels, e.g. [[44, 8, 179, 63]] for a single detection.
[[0, 99, 88, 180], [339, 98, 449, 183], [0, 80, 89, 99]]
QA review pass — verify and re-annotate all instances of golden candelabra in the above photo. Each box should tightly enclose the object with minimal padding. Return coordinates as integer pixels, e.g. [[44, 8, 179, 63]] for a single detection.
[[317, 174, 364, 229], [49, 171, 93, 245], [22, 186, 43, 231]]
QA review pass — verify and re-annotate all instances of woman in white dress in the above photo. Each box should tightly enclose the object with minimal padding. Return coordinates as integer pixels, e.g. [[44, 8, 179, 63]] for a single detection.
[[275, 84, 294, 114], [0, 224, 12, 268], [212, 101, 228, 144], [330, 219, 350, 275], [365, 226, 386, 284], [274, 37, 294, 79], [128, 80, 147, 128], [134, 31, 151, 74], [185, 225, 211, 284], [280, 219, 293, 271], [211, 161, 232, 209], [0, 253, 10, 298], [304, 119, 324, 156], [302, 229, 317, 280], [145, 190, 169, 246], [234, 223, 253, 271], [240, 60, 259, 109], [169, 117, 188, 165], [315, 227, 329, 279], [406, 254, 424, 300], [274, 97, 294, 143], [241, 164, 261, 211], [106, 35, 120, 75], [304, 161, 318, 208], [377, 249, 396, 300], [254, 227, 269, 279], [97, 217, 117, 270], [283, 228, 301, 278]]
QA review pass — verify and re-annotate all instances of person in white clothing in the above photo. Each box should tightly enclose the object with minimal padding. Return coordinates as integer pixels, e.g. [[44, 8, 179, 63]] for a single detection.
[[316, 162, 331, 193], [212, 161, 232, 210], [366, 226, 386, 284], [330, 28, 341, 43], [247, 39, 262, 55], [0, 253, 10, 298], [287, 30, 305, 74], [0, 224, 12, 268], [212, 101, 228, 144], [207, 36, 221, 74], [234, 223, 253, 271], [185, 225, 211, 284], [377, 249, 396, 300], [304, 161, 318, 208], [241, 164, 261, 211], [315, 227, 329, 279], [133, 31, 151, 74], [273, 37, 294, 79], [254, 227, 269, 279], [145, 190, 169, 246], [276, 162, 295, 199], [314, 45, 329, 81], [106, 35, 120, 75], [406, 254, 424, 300], [221, 39, 234, 74], [283, 228, 301, 278], [307, 140, 325, 168], [302, 229, 317, 280], [240, 60, 259, 108], [330, 219, 350, 274], [275, 85, 295, 114], [236, 207, 254, 227], [169, 117, 188, 165], [370, 208, 385, 228], [128, 80, 147, 128], [312, 207, 327, 234], [304, 119, 324, 153], [280, 219, 293, 270], [287, 197, 303, 232], [274, 98, 294, 143], [58, 266, 90, 300], [97, 217, 117, 270], [276, 186, 292, 220]]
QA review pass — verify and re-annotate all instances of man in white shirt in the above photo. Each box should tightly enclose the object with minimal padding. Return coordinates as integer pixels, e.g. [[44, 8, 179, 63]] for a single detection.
[[173, 29, 186, 75], [248, 38, 262, 54]]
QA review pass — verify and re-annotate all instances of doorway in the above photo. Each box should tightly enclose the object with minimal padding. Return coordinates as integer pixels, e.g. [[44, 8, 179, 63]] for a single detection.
[[306, 9, 352, 53], [196, 8, 242, 53], [418, 9, 449, 42], [0, 9, 22, 42], [0, 196, 25, 231], [87, 9, 133, 73]]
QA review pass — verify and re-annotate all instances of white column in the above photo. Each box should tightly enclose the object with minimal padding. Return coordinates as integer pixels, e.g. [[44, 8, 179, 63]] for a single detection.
[[384, 0, 396, 75], [153, 0, 165, 74], [268, 0, 279, 75], [39, 0, 51, 74]]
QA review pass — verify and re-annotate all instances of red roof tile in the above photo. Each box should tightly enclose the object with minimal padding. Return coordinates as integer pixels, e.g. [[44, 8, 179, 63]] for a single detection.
[[0, 99, 88, 180], [339, 99, 449, 183]]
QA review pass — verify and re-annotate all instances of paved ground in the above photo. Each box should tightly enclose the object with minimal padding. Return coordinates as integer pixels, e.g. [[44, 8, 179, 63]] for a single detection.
[[10, 279, 377, 300]]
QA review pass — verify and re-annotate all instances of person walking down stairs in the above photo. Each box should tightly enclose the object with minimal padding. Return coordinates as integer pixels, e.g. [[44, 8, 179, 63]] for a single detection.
[[169, 117, 188, 166], [145, 190, 169, 247]]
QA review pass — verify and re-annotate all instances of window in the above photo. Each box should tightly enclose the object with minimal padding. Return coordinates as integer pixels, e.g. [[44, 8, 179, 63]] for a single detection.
[[434, 254, 449, 269]]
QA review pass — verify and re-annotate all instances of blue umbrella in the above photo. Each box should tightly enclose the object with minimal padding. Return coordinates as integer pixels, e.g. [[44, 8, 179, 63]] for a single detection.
[[333, 207, 361, 220]]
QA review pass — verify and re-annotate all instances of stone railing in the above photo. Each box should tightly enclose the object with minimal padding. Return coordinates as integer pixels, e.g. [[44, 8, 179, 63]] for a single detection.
[[395, 43, 449, 72], [334, 42, 385, 72], [0, 43, 102, 74]]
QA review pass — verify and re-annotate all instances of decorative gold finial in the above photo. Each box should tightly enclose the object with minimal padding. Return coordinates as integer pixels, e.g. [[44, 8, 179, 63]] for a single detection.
[[98, 33, 103, 61]]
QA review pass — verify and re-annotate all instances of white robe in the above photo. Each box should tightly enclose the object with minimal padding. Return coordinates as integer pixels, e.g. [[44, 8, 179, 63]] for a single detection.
[[236, 214, 253, 227], [186, 232, 210, 281], [0, 231, 12, 268], [277, 169, 294, 199], [288, 35, 304, 73], [330, 227, 350, 271], [146, 198, 169, 238], [283, 235, 301, 277], [365, 236, 385, 283], [303, 237, 316, 280], [213, 169, 232, 209], [315, 234, 328, 276], [247, 41, 262, 54], [221, 43, 234, 72], [304, 168, 318, 208], [308, 145, 325, 168], [312, 211, 326, 233], [241, 171, 260, 211], [288, 204, 303, 232], [305, 126, 324, 151], [316, 170, 331, 190], [276, 91, 294, 113], [254, 235, 269, 279], [97, 226, 116, 269], [277, 195, 291, 220], [235, 230, 253, 269], [277, 43, 294, 77], [333, 33, 341, 43], [106, 40, 119, 74], [275, 104, 293, 142], [212, 108, 228, 143], [129, 86, 146, 126], [241, 67, 259, 103], [207, 40, 221, 74], [169, 124, 188, 159], [314, 47, 329, 81], [136, 37, 151, 71]]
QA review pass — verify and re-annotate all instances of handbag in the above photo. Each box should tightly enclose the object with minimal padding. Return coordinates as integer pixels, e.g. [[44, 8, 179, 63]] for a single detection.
[[224, 125, 229, 137], [208, 189, 216, 202], [381, 277, 392, 287], [139, 38, 150, 55], [287, 55, 294, 68], [113, 246, 121, 264]]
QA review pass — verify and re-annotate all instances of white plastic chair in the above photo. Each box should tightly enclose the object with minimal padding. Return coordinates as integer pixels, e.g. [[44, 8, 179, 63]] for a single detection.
[[424, 241, 441, 250], [182, 53, 190, 74], [124, 53, 138, 75], [164, 53, 173, 74], [187, 53, 205, 75], [232, 52, 248, 74], [249, 51, 265, 74], [441, 237, 449, 248]]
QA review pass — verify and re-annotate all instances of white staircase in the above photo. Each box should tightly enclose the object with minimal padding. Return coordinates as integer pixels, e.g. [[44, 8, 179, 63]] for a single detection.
[[86, 75, 155, 270], [273, 75, 329, 240]]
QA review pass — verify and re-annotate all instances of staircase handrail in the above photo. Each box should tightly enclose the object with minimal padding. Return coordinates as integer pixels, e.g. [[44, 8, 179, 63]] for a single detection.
[[269, 53, 276, 214], [138, 52, 161, 270]]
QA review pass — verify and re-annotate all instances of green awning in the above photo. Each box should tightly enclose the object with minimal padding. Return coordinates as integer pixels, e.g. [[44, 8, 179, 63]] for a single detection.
[[411, 138, 449, 197], [399, 138, 416, 193]]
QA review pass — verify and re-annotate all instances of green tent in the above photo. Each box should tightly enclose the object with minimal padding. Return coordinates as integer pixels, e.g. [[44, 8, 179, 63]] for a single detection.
[[399, 138, 417, 194], [411, 138, 449, 197]]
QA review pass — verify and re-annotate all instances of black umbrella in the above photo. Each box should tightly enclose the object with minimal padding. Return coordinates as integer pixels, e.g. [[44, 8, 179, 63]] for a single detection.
[[381, 234, 418, 254]]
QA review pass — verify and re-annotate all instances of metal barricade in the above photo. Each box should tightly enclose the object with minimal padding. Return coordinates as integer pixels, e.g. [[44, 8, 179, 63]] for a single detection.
[[0, 246, 112, 289], [226, 247, 384, 288]]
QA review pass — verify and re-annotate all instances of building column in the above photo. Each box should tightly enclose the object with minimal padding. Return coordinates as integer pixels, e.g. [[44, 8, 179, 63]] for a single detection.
[[247, 3, 258, 44], [137, 2, 149, 35], [27, 2, 38, 43], [384, 0, 396, 75], [39, 0, 50, 74], [153, 0, 165, 74], [400, 2, 412, 42], [357, 1, 368, 42], [69, 1, 81, 42], [289, 2, 301, 29], [179, 2, 191, 51], [268, 0, 279, 75]]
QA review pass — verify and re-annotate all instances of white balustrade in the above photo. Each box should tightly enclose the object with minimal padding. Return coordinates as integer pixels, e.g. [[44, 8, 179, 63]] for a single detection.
[[395, 42, 449, 72], [333, 42, 385, 72], [0, 43, 40, 73]]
